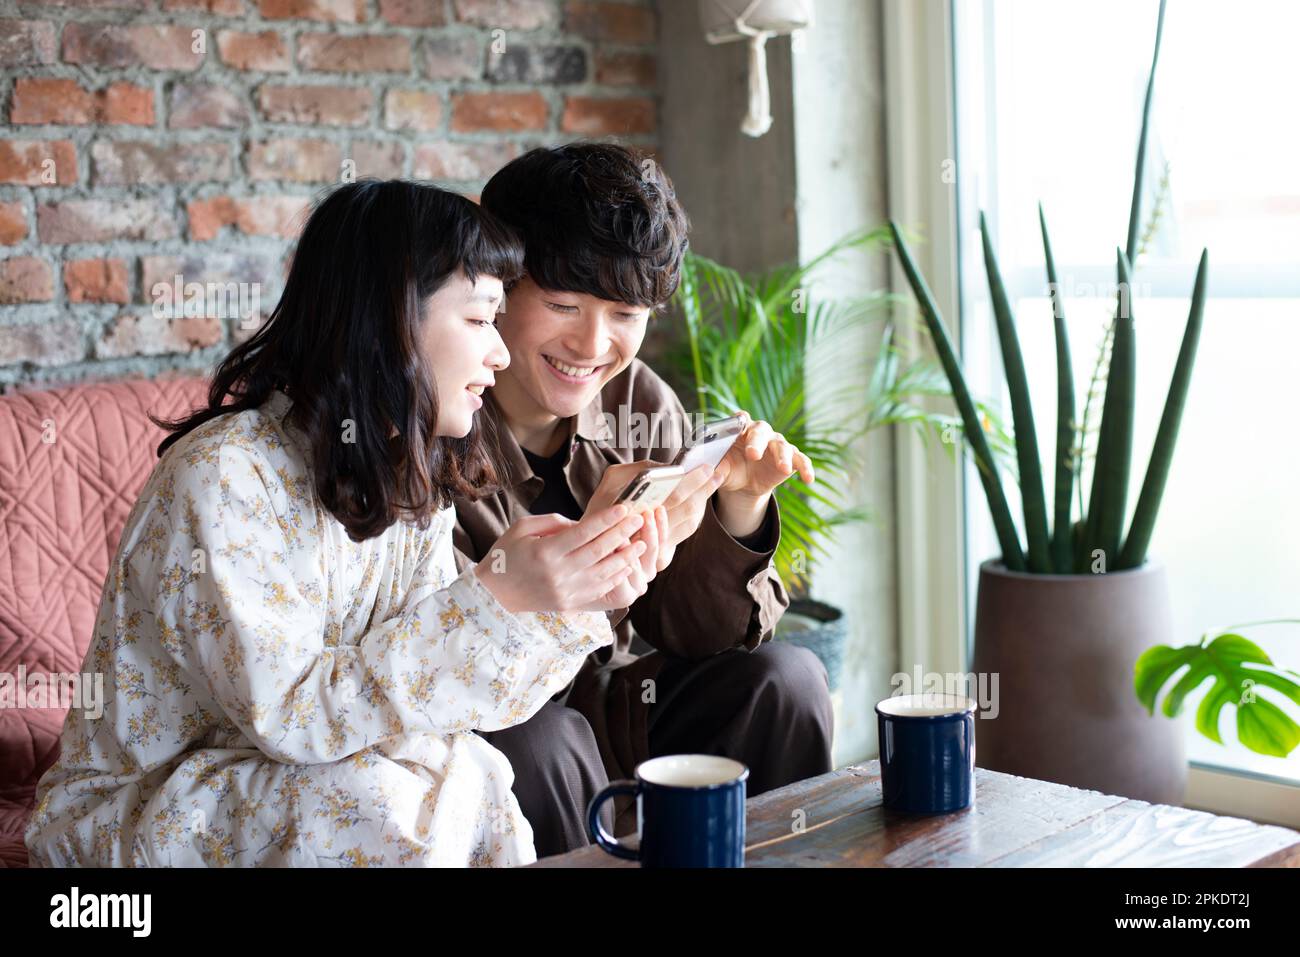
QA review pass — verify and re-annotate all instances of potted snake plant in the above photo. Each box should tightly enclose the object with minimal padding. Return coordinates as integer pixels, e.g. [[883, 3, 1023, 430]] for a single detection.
[[889, 0, 1214, 803], [669, 228, 992, 692]]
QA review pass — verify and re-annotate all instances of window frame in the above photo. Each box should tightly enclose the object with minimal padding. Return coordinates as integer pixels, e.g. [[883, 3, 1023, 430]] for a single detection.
[[886, 0, 1300, 828]]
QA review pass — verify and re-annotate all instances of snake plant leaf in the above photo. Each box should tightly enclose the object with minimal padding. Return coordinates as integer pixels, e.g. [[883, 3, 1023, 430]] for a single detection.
[[1126, 0, 1168, 262], [1071, 517, 1090, 572], [1119, 249, 1209, 569], [980, 213, 1052, 572], [1040, 204, 1075, 573], [888, 221, 1027, 571], [1098, 250, 1137, 565], [1083, 250, 1137, 569], [1135, 632, 1300, 757]]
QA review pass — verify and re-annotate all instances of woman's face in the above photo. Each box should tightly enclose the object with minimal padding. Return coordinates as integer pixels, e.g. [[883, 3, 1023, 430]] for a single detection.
[[419, 270, 510, 438]]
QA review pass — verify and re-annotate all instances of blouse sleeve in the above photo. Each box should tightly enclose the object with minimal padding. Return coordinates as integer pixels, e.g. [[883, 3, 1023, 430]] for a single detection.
[[138, 433, 613, 766]]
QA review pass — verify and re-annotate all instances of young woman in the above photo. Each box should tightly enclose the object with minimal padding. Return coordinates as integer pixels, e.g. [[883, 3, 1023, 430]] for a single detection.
[[24, 180, 668, 868]]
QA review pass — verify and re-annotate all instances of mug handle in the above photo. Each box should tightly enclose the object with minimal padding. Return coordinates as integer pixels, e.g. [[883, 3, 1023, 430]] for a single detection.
[[587, 780, 640, 861]]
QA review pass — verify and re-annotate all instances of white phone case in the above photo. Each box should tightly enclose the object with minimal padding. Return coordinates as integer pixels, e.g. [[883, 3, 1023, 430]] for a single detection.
[[674, 414, 746, 473], [615, 465, 686, 511]]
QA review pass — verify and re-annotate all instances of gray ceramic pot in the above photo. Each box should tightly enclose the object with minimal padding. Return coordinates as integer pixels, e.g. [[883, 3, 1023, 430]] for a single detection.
[[970, 558, 1186, 804], [774, 599, 845, 692]]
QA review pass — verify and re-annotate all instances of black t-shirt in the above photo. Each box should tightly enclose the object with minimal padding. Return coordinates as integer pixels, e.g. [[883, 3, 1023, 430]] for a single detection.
[[521, 442, 584, 521]]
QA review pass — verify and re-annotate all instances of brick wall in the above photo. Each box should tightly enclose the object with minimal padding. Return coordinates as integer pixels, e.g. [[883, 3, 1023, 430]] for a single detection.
[[0, 0, 659, 391]]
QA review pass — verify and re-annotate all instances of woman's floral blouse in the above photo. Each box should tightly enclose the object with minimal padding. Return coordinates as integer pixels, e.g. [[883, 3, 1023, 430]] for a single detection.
[[24, 389, 613, 867]]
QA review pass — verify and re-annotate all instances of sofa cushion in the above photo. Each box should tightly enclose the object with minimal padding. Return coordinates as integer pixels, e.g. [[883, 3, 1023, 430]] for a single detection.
[[0, 785, 35, 867], [0, 375, 210, 802]]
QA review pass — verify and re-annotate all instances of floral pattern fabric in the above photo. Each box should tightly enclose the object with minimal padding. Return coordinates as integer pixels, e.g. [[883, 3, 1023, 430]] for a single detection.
[[25, 389, 612, 867]]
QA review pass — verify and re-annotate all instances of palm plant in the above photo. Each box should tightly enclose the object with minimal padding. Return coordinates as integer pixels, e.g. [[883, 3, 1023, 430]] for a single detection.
[[670, 226, 1006, 595], [888, 0, 1206, 575]]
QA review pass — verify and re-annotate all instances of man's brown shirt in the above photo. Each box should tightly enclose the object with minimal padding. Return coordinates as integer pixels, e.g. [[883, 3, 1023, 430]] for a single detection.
[[451, 358, 789, 784]]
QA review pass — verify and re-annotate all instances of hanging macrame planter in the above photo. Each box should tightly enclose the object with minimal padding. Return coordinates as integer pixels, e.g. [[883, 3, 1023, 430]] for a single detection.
[[699, 0, 815, 137]]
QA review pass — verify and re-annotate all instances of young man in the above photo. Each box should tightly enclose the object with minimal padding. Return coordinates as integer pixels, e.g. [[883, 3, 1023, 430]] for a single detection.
[[452, 143, 834, 857]]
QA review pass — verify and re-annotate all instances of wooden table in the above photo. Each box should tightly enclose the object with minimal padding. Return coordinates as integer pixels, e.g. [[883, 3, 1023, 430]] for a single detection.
[[529, 760, 1300, 867]]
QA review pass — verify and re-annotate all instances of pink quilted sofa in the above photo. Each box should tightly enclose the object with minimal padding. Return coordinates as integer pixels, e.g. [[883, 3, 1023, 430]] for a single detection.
[[0, 373, 210, 867]]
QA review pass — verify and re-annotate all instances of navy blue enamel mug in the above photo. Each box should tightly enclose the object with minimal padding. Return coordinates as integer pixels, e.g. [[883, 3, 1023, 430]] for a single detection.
[[876, 693, 976, 814], [587, 754, 748, 867]]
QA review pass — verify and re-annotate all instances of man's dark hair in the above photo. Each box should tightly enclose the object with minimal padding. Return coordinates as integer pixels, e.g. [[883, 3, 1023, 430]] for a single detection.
[[153, 178, 524, 542], [480, 142, 690, 308]]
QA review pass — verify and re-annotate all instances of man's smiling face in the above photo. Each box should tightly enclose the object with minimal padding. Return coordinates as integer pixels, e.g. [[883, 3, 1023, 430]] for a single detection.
[[494, 274, 651, 419]]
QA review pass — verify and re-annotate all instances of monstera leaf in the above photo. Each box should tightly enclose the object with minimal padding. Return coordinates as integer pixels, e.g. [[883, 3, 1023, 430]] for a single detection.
[[1135, 631, 1300, 758]]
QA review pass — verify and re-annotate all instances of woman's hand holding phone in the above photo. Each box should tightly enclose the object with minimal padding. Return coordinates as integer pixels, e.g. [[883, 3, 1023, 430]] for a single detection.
[[474, 505, 650, 613], [598, 503, 668, 607]]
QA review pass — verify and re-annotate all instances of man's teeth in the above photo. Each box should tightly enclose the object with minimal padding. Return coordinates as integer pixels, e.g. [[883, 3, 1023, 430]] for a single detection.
[[545, 355, 600, 378]]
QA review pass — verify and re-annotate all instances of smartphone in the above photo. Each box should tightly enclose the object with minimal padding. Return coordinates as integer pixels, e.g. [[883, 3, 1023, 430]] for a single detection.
[[671, 413, 746, 473], [613, 465, 687, 512]]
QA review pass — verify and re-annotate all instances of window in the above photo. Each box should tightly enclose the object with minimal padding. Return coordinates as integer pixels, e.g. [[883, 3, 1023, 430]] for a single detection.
[[953, 0, 1300, 786]]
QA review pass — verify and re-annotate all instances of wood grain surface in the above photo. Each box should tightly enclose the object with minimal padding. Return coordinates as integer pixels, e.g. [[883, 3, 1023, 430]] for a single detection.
[[529, 760, 1300, 868]]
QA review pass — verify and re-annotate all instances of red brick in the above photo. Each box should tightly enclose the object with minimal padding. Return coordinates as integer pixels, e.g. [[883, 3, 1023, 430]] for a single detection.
[[256, 0, 365, 21], [486, 44, 586, 84], [186, 196, 236, 241], [236, 196, 310, 238], [139, 253, 280, 346], [140, 252, 279, 313], [0, 202, 26, 245], [65, 258, 130, 304], [0, 140, 76, 186], [92, 140, 231, 185], [102, 83, 155, 125], [38, 199, 178, 243], [12, 78, 153, 126], [383, 89, 442, 131], [63, 23, 207, 70], [297, 33, 411, 72], [98, 312, 224, 359], [163, 0, 247, 13], [0, 20, 58, 68], [378, 0, 444, 26], [565, 2, 655, 44], [421, 34, 481, 80], [454, 0, 556, 30], [0, 257, 54, 303], [348, 141, 405, 179], [216, 29, 290, 71], [0, 318, 83, 367], [11, 78, 94, 124], [595, 50, 656, 87], [412, 141, 518, 181], [259, 84, 373, 126], [25, 0, 150, 8], [187, 195, 310, 241], [561, 95, 654, 135], [450, 92, 547, 132], [247, 138, 342, 182], [169, 83, 250, 129]]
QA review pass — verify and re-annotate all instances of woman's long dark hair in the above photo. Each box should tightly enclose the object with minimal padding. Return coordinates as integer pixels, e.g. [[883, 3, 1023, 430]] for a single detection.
[[153, 179, 524, 542]]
